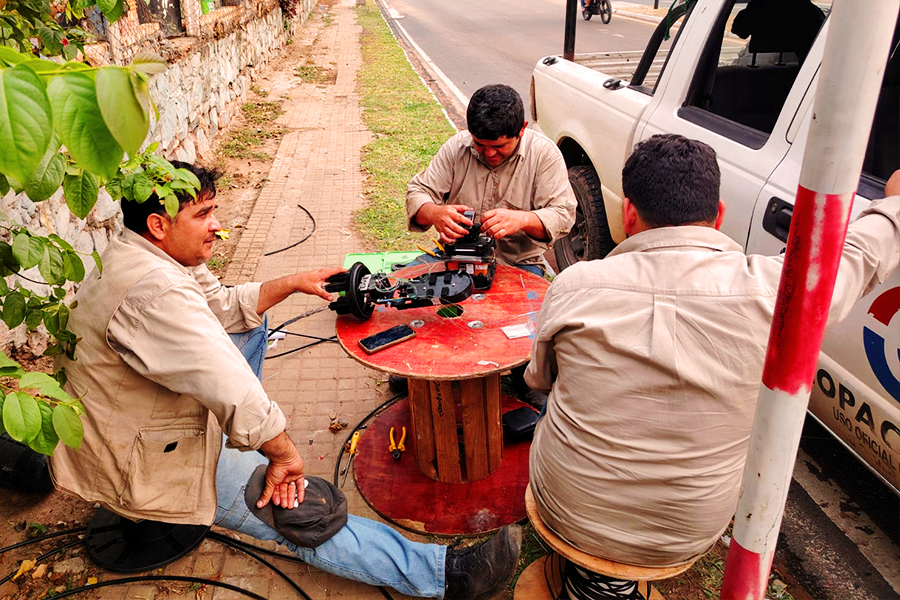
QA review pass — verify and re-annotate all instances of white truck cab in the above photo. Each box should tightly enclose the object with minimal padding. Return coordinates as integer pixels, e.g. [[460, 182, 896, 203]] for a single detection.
[[532, 0, 900, 492]]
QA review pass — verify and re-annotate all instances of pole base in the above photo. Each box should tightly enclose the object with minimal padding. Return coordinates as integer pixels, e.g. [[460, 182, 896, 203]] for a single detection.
[[85, 507, 210, 573]]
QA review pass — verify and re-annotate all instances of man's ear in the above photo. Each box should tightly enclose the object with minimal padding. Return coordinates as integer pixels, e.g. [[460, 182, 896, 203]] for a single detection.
[[519, 123, 527, 137], [622, 197, 638, 236], [714, 199, 726, 230], [145, 212, 169, 242]]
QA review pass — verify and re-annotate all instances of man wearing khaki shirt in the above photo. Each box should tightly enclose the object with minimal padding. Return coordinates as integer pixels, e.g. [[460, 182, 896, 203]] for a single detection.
[[526, 135, 900, 570], [407, 84, 576, 275], [50, 164, 522, 600]]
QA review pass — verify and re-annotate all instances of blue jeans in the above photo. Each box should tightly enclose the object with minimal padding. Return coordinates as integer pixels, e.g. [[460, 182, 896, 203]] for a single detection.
[[220, 319, 446, 597]]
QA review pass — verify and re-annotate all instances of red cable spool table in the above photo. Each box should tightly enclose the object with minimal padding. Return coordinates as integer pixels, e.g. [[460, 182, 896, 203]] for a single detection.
[[335, 263, 548, 535]]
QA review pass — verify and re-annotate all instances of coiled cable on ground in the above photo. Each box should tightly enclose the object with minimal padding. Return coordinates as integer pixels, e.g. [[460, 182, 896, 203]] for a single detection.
[[263, 204, 317, 257]]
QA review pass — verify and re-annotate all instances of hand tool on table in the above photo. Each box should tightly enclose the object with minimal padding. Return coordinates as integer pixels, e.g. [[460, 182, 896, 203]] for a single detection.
[[339, 431, 360, 487], [388, 426, 406, 460]]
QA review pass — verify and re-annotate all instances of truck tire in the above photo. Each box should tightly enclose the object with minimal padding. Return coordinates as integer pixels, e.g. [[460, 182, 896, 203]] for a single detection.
[[554, 165, 616, 271]]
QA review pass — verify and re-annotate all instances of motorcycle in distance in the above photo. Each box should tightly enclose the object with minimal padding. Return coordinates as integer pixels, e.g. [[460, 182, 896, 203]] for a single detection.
[[582, 0, 612, 23]]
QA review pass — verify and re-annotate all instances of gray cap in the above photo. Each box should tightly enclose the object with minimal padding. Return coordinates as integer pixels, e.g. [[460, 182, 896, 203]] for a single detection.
[[244, 465, 348, 548]]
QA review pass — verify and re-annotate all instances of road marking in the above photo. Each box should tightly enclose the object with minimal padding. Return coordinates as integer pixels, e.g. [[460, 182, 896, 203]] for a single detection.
[[388, 8, 403, 19], [793, 448, 900, 594], [381, 1, 469, 109]]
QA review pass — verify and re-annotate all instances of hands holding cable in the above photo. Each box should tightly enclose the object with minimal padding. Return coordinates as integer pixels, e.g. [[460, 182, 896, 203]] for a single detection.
[[416, 202, 549, 242], [256, 431, 306, 509]]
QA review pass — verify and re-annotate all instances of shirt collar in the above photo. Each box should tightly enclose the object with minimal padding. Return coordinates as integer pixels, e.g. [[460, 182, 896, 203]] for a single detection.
[[607, 225, 744, 258], [120, 228, 192, 275]]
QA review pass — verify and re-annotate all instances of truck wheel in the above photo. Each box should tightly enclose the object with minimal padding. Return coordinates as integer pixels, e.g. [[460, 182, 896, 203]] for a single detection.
[[554, 165, 616, 271], [582, 9, 592, 20]]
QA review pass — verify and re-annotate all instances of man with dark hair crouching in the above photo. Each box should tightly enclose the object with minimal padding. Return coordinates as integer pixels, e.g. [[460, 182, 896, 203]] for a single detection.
[[526, 135, 899, 592], [49, 162, 521, 600]]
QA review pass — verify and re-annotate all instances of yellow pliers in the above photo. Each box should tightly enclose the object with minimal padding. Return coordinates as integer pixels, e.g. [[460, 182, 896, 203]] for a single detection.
[[339, 431, 360, 486], [389, 426, 406, 460]]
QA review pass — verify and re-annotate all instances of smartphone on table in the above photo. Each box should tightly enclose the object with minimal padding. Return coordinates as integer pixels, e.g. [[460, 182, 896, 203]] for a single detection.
[[358, 324, 417, 354]]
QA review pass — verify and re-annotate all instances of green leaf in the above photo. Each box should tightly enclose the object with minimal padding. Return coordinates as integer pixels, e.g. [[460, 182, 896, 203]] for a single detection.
[[144, 141, 159, 154], [0, 350, 19, 369], [52, 405, 82, 450], [63, 171, 99, 219], [63, 251, 84, 282], [42, 305, 59, 334], [0, 47, 28, 67], [35, 22, 63, 56], [105, 177, 123, 199], [28, 402, 59, 456], [0, 65, 54, 185], [164, 195, 179, 218], [39, 245, 64, 284], [58, 303, 69, 330], [20, 372, 73, 402], [0, 278, 7, 295], [47, 72, 123, 179], [12, 233, 45, 269], [97, 0, 124, 22], [0, 242, 19, 273], [90, 251, 102, 276], [96, 67, 149, 158], [133, 172, 153, 202], [48, 233, 73, 252], [3, 292, 25, 329], [3, 391, 41, 443], [0, 173, 9, 197], [24, 305, 43, 330], [130, 52, 167, 75], [24, 150, 65, 202]]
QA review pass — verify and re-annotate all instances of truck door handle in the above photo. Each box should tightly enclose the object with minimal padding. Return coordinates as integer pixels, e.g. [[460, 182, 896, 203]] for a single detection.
[[603, 78, 623, 90], [762, 197, 793, 243]]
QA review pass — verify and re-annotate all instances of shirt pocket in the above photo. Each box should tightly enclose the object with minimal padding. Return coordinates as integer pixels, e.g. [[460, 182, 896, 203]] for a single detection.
[[119, 425, 206, 515]]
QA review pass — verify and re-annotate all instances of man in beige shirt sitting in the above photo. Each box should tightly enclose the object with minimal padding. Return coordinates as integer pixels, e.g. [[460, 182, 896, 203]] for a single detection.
[[407, 84, 576, 277], [49, 163, 521, 600], [526, 135, 899, 579]]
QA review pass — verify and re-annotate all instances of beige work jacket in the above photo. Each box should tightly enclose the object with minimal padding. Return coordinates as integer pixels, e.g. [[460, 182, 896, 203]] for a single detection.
[[526, 196, 900, 567], [406, 129, 576, 266], [50, 230, 286, 525]]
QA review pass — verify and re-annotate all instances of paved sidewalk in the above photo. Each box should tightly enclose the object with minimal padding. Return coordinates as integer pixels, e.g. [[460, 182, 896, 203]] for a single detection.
[[0, 2, 430, 599]]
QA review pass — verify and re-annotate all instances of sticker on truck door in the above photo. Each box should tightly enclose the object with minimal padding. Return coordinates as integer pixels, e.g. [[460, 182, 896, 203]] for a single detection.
[[863, 286, 900, 403]]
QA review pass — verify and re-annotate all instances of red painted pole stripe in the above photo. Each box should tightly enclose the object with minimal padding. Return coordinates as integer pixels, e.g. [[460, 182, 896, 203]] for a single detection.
[[720, 539, 773, 600], [761, 185, 854, 394]]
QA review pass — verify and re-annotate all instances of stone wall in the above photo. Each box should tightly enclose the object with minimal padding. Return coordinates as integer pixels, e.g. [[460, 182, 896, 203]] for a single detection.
[[0, 1, 314, 351]]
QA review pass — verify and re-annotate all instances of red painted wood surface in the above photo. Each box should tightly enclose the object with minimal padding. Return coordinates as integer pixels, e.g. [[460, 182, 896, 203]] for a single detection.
[[353, 396, 534, 535], [335, 264, 548, 380]]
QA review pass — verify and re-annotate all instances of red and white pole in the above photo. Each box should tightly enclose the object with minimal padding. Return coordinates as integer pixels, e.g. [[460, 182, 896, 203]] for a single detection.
[[719, 1, 899, 599]]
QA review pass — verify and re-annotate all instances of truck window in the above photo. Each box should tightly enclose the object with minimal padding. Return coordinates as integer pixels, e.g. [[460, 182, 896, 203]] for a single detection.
[[629, 0, 694, 93], [683, 0, 829, 143], [861, 18, 900, 186]]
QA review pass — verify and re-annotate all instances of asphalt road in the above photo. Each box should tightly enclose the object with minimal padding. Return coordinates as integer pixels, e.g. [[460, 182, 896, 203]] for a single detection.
[[377, 1, 900, 597], [382, 0, 665, 109]]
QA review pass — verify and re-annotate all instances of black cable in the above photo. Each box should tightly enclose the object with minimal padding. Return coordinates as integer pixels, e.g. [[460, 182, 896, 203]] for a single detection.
[[47, 575, 269, 599], [264, 204, 317, 256], [332, 392, 405, 487], [268, 306, 330, 337], [0, 527, 87, 555], [208, 532, 313, 600], [265, 337, 335, 360], [278, 330, 338, 342], [0, 537, 83, 585]]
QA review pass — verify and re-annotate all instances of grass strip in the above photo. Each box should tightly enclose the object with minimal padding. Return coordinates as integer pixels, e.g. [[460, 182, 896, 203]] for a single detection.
[[354, 3, 456, 251]]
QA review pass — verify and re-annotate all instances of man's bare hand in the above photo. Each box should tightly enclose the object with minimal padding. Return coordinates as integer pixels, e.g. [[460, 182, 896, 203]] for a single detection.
[[294, 267, 346, 301], [257, 432, 306, 509], [886, 170, 900, 197], [416, 204, 473, 243], [481, 208, 530, 239]]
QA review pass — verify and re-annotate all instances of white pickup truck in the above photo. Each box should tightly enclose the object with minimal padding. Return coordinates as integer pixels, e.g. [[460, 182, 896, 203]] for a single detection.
[[531, 0, 900, 492]]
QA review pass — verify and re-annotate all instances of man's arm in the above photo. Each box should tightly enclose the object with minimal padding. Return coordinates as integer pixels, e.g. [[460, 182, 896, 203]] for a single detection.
[[407, 133, 475, 242], [257, 431, 306, 509], [257, 267, 345, 315], [828, 173, 900, 324]]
